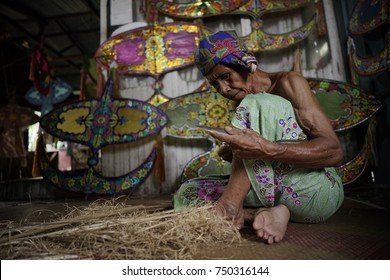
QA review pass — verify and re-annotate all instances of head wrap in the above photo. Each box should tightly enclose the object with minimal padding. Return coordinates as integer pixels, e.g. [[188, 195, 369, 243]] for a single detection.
[[194, 30, 258, 76]]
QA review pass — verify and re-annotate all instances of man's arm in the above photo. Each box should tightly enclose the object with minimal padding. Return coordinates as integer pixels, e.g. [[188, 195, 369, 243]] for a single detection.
[[209, 71, 344, 168]]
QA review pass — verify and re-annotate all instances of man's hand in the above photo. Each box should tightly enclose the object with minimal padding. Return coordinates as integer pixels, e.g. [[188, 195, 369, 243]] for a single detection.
[[207, 126, 278, 160], [218, 143, 233, 162]]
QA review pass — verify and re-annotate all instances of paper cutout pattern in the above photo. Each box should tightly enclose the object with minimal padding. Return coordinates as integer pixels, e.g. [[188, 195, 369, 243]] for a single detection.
[[95, 23, 201, 78], [38, 78, 168, 195]]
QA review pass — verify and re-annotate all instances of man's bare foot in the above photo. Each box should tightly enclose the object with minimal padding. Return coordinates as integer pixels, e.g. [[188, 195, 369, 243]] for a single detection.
[[214, 200, 245, 229], [252, 204, 290, 244]]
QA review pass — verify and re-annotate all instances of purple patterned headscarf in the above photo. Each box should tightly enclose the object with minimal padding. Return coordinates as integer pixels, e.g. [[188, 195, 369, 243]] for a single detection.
[[194, 31, 257, 76]]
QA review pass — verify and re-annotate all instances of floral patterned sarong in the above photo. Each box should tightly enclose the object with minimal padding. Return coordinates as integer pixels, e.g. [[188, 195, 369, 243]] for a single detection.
[[173, 93, 344, 223]]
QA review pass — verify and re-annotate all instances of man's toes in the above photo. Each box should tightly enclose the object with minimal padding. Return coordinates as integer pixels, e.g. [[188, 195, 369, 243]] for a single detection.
[[252, 214, 264, 230], [267, 236, 274, 244]]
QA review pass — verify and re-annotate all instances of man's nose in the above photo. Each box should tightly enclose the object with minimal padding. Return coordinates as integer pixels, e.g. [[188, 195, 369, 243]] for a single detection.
[[219, 81, 230, 95]]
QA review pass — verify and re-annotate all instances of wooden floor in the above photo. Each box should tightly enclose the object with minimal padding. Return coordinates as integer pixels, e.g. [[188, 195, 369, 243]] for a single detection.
[[1, 183, 390, 260]]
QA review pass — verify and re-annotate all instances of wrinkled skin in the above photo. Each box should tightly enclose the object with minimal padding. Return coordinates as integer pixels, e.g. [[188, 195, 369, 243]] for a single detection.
[[204, 64, 343, 244]]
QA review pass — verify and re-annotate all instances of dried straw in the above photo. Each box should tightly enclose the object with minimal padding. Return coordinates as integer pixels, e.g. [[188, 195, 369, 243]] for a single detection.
[[0, 200, 241, 260]]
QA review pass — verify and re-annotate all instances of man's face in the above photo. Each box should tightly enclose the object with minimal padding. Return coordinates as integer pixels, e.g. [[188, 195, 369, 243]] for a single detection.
[[205, 64, 252, 102]]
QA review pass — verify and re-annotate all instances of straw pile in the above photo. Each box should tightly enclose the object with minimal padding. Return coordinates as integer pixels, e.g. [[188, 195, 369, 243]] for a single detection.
[[0, 200, 241, 260]]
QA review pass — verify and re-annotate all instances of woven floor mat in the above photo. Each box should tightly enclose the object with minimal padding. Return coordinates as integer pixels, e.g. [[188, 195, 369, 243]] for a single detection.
[[195, 200, 390, 260]]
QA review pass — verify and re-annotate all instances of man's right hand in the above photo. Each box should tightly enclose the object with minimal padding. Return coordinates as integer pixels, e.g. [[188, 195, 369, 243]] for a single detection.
[[218, 143, 233, 162]]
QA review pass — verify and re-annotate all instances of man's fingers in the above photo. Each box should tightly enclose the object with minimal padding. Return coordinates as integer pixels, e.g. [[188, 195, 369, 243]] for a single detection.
[[207, 130, 230, 143], [206, 126, 246, 144], [224, 126, 243, 135]]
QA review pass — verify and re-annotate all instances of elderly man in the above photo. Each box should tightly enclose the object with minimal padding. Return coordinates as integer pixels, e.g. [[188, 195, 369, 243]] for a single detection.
[[173, 31, 344, 244]]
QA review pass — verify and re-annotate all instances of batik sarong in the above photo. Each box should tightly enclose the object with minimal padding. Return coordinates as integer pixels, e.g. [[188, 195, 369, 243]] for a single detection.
[[173, 93, 344, 223]]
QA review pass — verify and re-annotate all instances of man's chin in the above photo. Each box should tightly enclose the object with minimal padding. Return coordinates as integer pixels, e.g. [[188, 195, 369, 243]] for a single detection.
[[232, 92, 246, 101]]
